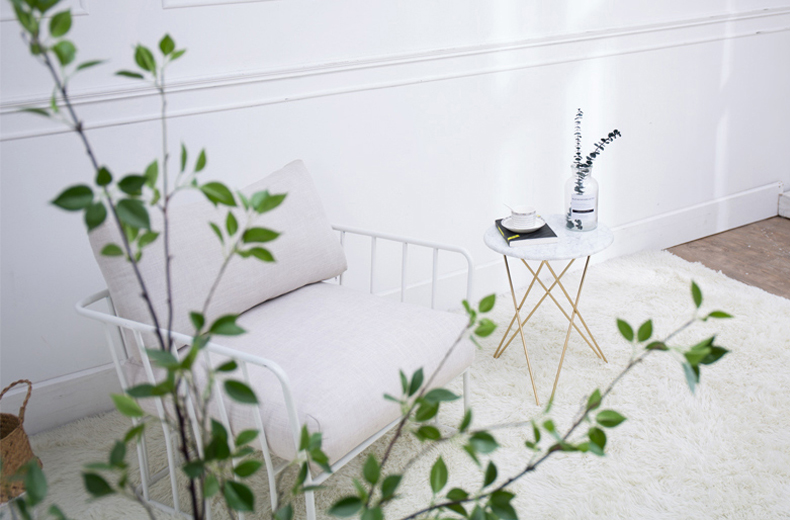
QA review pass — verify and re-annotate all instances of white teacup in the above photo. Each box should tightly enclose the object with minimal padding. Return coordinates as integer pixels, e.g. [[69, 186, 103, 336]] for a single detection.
[[509, 205, 536, 229]]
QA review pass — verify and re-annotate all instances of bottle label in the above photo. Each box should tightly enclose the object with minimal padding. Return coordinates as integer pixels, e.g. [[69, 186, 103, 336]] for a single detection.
[[570, 194, 596, 224]]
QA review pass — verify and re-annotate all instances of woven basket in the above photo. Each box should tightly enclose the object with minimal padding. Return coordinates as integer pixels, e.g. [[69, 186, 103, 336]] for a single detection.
[[1, 380, 41, 504]]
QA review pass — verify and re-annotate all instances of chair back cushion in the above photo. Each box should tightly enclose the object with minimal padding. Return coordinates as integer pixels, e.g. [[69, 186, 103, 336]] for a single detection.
[[88, 160, 347, 358]]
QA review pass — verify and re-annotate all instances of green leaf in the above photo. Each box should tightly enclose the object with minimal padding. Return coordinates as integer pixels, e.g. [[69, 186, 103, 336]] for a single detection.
[[463, 443, 480, 465], [137, 230, 159, 248], [588, 426, 607, 454], [414, 401, 439, 422], [48, 505, 69, 520], [111, 393, 144, 418], [587, 388, 602, 411], [700, 345, 729, 365], [116, 198, 150, 229], [96, 166, 112, 186], [363, 454, 380, 485], [224, 380, 258, 404], [159, 34, 175, 55], [483, 461, 497, 487], [180, 143, 187, 172], [101, 243, 123, 257], [691, 281, 702, 308], [381, 474, 402, 500], [617, 319, 634, 341], [684, 348, 710, 367], [83, 472, 114, 497], [21, 107, 50, 117], [706, 310, 733, 320], [116, 70, 144, 79], [24, 461, 47, 506], [85, 201, 107, 231], [309, 447, 331, 474], [170, 49, 187, 61], [415, 425, 441, 441], [274, 504, 294, 520], [646, 341, 668, 351], [76, 59, 105, 71], [125, 383, 155, 398], [233, 460, 262, 478], [143, 160, 158, 188], [399, 370, 408, 394], [181, 461, 204, 479], [145, 348, 180, 369], [240, 247, 275, 262], [134, 45, 156, 73], [209, 314, 245, 336], [118, 174, 146, 196], [216, 360, 238, 372], [408, 368, 424, 397], [251, 190, 287, 213], [299, 426, 310, 451], [203, 474, 219, 498], [53, 40, 76, 66], [109, 440, 126, 468], [430, 456, 448, 493], [489, 490, 518, 520], [474, 318, 496, 337], [460, 409, 472, 432], [469, 431, 498, 454], [235, 430, 258, 447], [209, 222, 224, 244], [445, 487, 469, 516], [201, 182, 236, 207], [124, 423, 145, 443], [596, 410, 626, 428], [532, 421, 541, 444], [226, 211, 238, 236], [224, 480, 254, 512], [52, 184, 93, 211], [188, 312, 205, 332], [14, 4, 38, 35], [195, 148, 207, 172], [361, 507, 383, 520], [423, 388, 460, 403], [683, 362, 698, 393], [329, 497, 363, 517], [637, 319, 653, 342], [478, 294, 495, 313], [242, 227, 280, 243], [49, 9, 71, 37]]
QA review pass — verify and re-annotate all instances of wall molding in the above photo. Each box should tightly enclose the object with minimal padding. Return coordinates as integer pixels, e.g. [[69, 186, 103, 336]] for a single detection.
[[0, 0, 88, 23], [2, 7, 789, 141]]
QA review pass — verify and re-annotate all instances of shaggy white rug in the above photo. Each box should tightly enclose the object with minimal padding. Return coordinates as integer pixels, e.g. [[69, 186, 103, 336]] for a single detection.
[[26, 251, 790, 519]]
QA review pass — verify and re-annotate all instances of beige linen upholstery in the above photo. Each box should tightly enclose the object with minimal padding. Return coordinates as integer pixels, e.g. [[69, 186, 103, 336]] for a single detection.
[[125, 281, 473, 464], [88, 160, 347, 358]]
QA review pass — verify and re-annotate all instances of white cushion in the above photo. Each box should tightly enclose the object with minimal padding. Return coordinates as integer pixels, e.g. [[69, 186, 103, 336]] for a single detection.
[[125, 282, 474, 463], [89, 160, 347, 358]]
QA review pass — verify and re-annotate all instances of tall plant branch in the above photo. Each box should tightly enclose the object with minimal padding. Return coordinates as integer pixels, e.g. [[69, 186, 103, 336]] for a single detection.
[[398, 313, 706, 520]]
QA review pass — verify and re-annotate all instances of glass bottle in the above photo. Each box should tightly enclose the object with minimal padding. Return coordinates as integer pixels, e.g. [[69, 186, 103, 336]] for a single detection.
[[564, 163, 598, 231]]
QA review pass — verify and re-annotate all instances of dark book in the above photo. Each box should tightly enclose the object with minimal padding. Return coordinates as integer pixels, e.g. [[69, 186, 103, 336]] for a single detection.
[[495, 219, 559, 247]]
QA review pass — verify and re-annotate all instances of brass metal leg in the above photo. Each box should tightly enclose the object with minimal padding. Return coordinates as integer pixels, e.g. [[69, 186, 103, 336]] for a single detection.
[[550, 256, 591, 401], [493, 261, 546, 358], [544, 262, 607, 363], [494, 260, 575, 359], [504, 255, 540, 406]]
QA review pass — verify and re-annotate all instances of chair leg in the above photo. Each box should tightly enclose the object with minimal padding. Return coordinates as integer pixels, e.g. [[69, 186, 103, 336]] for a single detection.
[[305, 486, 317, 520]]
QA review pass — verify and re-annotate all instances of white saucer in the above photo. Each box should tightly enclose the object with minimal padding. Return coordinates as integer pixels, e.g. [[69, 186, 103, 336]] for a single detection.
[[501, 216, 545, 233]]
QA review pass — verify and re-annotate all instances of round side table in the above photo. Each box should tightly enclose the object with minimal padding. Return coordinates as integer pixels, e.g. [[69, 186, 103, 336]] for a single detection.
[[484, 214, 614, 405]]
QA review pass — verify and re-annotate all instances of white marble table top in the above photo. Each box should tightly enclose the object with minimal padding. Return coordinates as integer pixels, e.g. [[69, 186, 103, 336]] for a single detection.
[[484, 214, 614, 261]]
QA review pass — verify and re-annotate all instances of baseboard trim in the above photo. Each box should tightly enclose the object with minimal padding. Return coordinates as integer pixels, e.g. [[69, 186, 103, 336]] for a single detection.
[[0, 363, 120, 435], [779, 190, 790, 219]]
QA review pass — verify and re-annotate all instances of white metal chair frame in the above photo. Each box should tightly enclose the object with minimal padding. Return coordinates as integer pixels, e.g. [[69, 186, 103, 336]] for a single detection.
[[76, 225, 475, 520]]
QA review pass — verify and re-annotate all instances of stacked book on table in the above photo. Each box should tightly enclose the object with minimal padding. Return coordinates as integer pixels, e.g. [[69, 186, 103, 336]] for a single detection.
[[495, 218, 558, 247]]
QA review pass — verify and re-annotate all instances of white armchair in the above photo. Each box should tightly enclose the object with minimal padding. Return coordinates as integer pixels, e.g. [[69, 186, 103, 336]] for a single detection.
[[76, 160, 475, 519]]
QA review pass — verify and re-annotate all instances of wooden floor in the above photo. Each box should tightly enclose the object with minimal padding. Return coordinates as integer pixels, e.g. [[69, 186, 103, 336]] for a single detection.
[[667, 216, 790, 300]]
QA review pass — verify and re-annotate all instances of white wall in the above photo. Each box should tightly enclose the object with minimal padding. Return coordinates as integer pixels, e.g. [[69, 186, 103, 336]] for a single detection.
[[2, 0, 789, 432]]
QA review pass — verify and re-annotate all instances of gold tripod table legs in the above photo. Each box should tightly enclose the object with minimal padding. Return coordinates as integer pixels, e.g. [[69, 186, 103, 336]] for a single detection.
[[495, 255, 607, 404]]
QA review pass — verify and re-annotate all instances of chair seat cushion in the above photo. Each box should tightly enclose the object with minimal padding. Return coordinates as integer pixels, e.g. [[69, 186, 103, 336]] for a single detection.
[[126, 281, 474, 464]]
